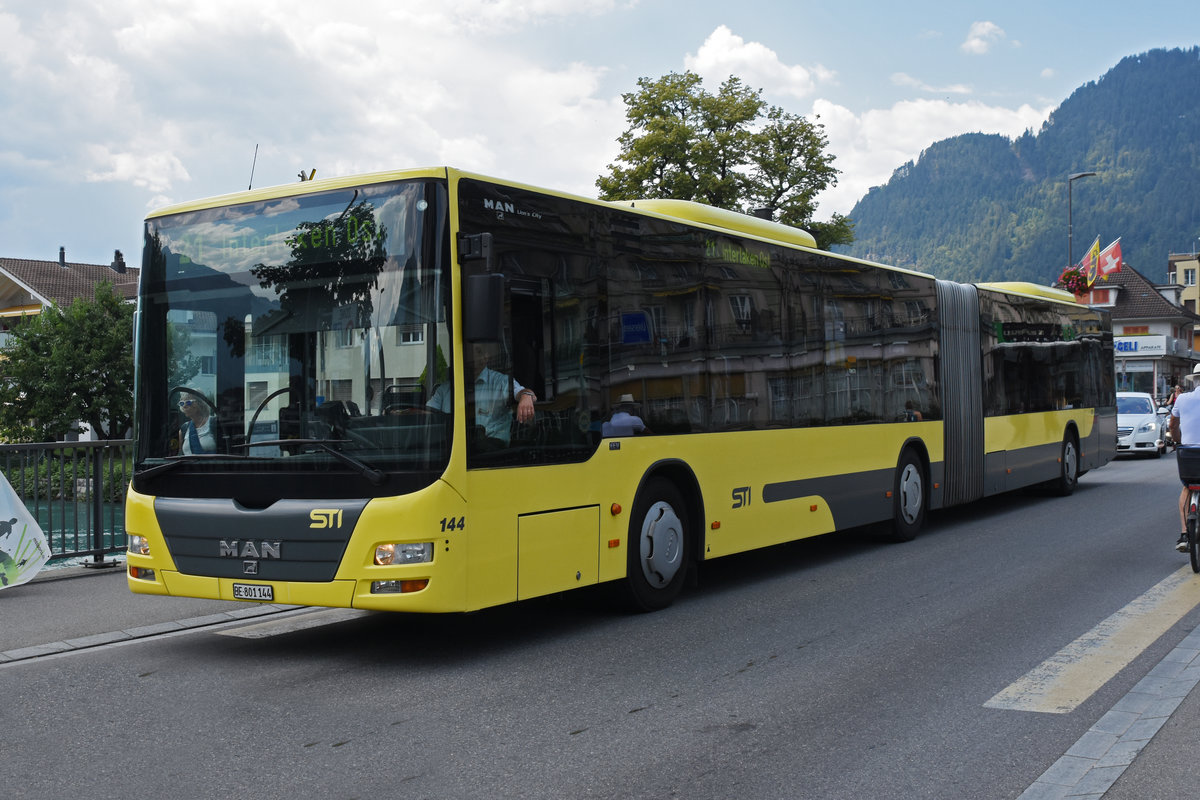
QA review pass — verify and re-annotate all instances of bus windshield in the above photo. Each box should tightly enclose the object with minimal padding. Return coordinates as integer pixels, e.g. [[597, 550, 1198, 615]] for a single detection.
[[135, 179, 452, 492]]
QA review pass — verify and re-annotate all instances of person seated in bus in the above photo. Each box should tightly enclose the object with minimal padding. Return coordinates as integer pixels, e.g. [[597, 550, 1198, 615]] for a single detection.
[[602, 394, 649, 437], [426, 343, 535, 449], [178, 391, 218, 454], [904, 401, 923, 422]]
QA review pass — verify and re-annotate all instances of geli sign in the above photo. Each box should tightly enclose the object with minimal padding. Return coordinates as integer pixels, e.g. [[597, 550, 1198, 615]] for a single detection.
[[1114, 335, 1167, 356]]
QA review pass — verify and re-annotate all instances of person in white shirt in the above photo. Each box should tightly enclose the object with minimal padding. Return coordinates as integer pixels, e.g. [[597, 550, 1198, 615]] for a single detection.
[[1169, 367, 1200, 551], [602, 394, 648, 437], [427, 343, 535, 448]]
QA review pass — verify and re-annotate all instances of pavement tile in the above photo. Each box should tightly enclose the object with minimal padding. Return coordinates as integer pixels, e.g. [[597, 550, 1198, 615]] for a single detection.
[[1095, 738, 1147, 768], [123, 621, 184, 637], [1066, 731, 1118, 760], [63, 631, 132, 648], [4, 641, 71, 660], [1122, 715, 1169, 742], [1091, 709, 1139, 736], [1066, 764, 1125, 796], [1040, 755, 1094, 787]]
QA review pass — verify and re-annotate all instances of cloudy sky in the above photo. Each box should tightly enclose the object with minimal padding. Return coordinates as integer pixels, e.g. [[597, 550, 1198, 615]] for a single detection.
[[1, 0, 1196, 266]]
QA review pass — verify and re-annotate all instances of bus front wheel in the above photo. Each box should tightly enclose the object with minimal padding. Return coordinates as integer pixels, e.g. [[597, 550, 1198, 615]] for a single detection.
[[622, 477, 690, 612]]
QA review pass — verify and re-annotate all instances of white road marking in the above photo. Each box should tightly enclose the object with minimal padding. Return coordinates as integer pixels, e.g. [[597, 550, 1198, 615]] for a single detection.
[[986, 565, 1200, 714]]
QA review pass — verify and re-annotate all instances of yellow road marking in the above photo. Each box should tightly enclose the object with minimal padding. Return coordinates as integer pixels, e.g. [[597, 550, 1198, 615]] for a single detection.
[[985, 566, 1200, 714]]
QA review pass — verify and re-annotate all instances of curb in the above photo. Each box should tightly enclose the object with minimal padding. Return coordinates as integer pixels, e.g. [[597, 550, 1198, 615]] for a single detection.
[[30, 560, 125, 584]]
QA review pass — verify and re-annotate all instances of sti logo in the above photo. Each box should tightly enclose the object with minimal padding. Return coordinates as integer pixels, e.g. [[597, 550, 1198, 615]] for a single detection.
[[310, 508, 344, 529], [731, 487, 751, 509]]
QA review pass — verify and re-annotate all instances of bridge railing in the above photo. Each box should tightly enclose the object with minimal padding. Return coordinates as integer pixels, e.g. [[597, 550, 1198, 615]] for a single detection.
[[0, 439, 132, 565]]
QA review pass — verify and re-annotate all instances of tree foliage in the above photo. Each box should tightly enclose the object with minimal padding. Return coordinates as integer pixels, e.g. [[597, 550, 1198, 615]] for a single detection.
[[597, 71, 853, 248], [0, 283, 134, 442]]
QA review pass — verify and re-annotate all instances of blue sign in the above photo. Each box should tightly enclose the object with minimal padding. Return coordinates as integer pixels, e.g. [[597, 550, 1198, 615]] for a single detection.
[[621, 312, 651, 344]]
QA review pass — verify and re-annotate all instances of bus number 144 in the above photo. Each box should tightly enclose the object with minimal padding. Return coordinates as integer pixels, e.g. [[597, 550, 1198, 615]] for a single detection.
[[440, 516, 465, 532]]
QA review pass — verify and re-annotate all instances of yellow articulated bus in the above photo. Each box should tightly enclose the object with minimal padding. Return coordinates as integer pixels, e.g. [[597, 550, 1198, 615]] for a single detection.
[[126, 167, 1116, 612]]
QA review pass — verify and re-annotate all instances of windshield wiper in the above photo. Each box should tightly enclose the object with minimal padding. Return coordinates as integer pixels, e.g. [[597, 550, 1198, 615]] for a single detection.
[[135, 453, 251, 481], [232, 438, 387, 486]]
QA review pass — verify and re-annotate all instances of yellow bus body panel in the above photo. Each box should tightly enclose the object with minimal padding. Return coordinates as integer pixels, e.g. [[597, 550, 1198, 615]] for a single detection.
[[985, 410, 1095, 452], [129, 419, 956, 611]]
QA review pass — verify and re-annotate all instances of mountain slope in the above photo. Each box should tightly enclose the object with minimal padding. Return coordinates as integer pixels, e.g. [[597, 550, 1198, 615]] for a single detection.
[[840, 47, 1200, 285]]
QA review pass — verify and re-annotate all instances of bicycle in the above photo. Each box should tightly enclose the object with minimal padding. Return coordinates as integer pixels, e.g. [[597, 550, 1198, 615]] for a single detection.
[[1177, 445, 1200, 573]]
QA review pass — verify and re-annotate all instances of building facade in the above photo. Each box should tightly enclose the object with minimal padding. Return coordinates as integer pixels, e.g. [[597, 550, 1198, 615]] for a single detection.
[[0, 248, 139, 347], [1076, 263, 1199, 402]]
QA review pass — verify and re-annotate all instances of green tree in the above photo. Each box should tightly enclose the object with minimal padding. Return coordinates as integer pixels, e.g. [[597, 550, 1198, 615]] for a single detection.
[[0, 282, 134, 442], [597, 70, 853, 248]]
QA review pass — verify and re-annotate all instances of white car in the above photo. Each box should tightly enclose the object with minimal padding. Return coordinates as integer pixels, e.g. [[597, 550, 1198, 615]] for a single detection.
[[1116, 391, 1167, 457]]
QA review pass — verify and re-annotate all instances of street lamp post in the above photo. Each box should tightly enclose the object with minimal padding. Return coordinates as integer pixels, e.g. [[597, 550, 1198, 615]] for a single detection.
[[1068, 171, 1097, 269]]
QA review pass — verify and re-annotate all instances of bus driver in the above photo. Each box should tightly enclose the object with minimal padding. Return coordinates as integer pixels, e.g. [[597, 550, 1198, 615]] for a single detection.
[[427, 343, 535, 449]]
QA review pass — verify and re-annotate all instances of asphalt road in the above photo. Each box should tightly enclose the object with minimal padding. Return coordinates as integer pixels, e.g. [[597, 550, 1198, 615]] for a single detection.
[[3, 453, 1200, 799]]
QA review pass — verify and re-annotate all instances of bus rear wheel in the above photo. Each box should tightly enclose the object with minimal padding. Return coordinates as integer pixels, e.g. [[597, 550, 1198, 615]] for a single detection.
[[887, 449, 926, 542], [1051, 433, 1079, 496], [622, 477, 690, 612]]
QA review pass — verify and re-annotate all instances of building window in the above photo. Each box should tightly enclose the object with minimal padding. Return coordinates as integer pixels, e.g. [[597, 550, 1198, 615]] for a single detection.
[[1186, 268, 1197, 286], [1122, 325, 1149, 335], [396, 325, 424, 345], [729, 295, 753, 331]]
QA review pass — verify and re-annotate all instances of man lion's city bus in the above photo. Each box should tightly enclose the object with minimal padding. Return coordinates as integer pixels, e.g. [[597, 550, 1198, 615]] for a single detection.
[[126, 168, 1116, 612]]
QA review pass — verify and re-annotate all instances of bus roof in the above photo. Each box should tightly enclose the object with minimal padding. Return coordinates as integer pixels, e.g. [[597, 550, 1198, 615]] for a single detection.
[[144, 169, 1067, 303], [612, 198, 818, 249], [976, 281, 1082, 306], [144, 167, 452, 219]]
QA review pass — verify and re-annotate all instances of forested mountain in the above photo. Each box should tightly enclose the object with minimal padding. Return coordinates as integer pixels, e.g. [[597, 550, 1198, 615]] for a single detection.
[[840, 47, 1200, 286]]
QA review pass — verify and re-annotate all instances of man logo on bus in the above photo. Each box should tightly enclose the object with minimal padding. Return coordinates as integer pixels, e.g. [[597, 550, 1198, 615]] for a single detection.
[[218, 540, 281, 559]]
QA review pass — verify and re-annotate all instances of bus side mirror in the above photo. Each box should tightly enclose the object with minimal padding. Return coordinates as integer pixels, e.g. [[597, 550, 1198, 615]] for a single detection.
[[464, 273, 504, 342]]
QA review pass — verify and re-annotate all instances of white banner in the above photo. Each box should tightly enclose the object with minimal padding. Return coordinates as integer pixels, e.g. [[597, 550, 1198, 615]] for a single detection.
[[0, 472, 50, 590]]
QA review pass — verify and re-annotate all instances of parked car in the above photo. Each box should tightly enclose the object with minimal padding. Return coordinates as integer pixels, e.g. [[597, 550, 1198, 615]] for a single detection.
[[1116, 391, 1167, 457]]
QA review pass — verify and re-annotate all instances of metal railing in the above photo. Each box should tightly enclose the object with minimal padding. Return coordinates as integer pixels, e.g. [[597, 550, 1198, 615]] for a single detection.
[[0, 439, 131, 566]]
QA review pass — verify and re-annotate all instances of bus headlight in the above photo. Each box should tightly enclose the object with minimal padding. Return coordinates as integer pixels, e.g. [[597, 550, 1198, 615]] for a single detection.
[[375, 542, 433, 565], [128, 534, 150, 556]]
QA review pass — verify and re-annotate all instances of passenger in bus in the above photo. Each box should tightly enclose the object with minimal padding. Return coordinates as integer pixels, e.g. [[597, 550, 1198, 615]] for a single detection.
[[426, 343, 536, 449], [178, 392, 217, 454], [904, 401, 924, 422], [602, 394, 648, 437]]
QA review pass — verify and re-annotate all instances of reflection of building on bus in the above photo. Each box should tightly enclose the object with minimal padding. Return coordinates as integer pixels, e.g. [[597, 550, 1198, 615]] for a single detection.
[[127, 168, 1117, 615]]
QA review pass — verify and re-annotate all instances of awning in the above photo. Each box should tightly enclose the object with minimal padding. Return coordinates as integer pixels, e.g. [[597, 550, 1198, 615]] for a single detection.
[[0, 304, 42, 317]]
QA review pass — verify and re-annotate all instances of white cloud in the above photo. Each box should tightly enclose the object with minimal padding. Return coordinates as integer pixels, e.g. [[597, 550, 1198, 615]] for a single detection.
[[685, 25, 834, 99], [891, 72, 972, 95], [812, 96, 1051, 217], [85, 144, 191, 193], [445, 0, 635, 33], [0, 1, 629, 206], [961, 21, 1006, 54]]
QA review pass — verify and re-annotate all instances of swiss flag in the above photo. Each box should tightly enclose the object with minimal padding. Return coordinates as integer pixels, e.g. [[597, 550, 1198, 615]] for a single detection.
[[1098, 238, 1122, 277]]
